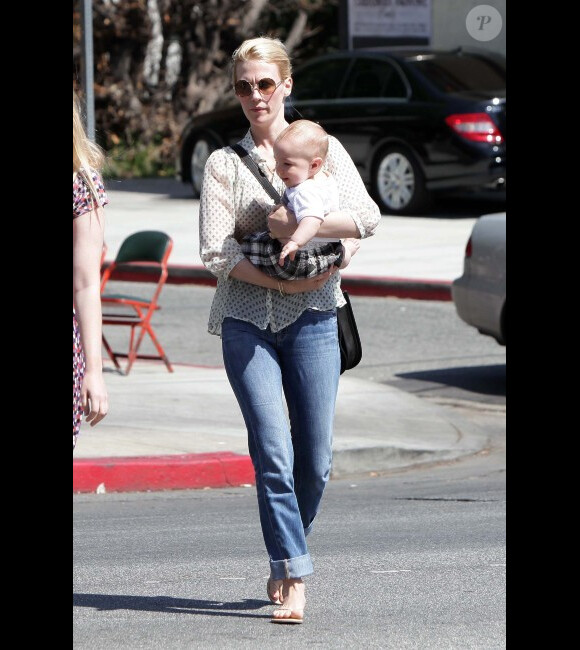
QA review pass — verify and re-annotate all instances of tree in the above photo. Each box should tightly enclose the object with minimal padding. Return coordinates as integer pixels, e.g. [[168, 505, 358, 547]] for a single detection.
[[72, 0, 339, 176]]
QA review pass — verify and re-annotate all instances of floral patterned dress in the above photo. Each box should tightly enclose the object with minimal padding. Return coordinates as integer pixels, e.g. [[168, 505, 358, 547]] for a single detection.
[[73, 169, 108, 450]]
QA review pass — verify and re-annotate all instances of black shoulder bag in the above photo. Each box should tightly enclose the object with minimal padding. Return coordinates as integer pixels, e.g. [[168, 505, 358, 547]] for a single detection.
[[232, 143, 362, 374]]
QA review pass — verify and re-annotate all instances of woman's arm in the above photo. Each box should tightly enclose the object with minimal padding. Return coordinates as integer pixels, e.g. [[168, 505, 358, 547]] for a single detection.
[[199, 150, 248, 278], [73, 207, 108, 426], [317, 210, 362, 239], [323, 136, 382, 239], [268, 204, 359, 240], [200, 150, 335, 294], [229, 257, 336, 295]]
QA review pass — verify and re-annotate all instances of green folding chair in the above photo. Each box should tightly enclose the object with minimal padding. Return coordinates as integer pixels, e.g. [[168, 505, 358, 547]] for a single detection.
[[100, 230, 174, 375]]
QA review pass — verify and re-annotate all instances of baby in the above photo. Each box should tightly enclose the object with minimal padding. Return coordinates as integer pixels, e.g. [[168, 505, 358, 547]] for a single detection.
[[241, 120, 359, 280]]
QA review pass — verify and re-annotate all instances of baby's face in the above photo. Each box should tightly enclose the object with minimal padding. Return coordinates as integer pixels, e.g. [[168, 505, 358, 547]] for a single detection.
[[274, 138, 313, 188]]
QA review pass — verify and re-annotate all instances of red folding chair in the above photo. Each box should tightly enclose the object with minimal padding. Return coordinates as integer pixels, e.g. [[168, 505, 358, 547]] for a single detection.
[[100, 230, 174, 375]]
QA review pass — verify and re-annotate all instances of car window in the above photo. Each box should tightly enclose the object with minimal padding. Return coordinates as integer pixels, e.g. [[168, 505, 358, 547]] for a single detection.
[[291, 59, 347, 100], [410, 54, 505, 92], [342, 59, 407, 99]]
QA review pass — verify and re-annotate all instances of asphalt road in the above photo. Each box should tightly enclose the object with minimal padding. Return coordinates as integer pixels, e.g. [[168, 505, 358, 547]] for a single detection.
[[77, 203, 506, 647], [101, 283, 506, 458], [73, 449, 505, 649], [104, 285, 505, 389], [103, 283, 506, 416]]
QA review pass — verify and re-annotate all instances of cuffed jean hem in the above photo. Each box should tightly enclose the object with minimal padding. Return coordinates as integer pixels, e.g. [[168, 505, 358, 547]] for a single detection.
[[270, 554, 314, 580]]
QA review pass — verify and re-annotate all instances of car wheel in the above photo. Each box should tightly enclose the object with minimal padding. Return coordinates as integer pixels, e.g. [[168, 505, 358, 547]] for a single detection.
[[189, 135, 218, 197], [373, 146, 430, 215]]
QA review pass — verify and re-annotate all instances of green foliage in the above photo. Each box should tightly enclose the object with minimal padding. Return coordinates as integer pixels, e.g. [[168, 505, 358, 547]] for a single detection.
[[104, 142, 176, 179]]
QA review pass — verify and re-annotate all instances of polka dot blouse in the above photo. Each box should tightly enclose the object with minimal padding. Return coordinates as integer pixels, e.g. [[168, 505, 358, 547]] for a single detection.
[[199, 129, 381, 337]]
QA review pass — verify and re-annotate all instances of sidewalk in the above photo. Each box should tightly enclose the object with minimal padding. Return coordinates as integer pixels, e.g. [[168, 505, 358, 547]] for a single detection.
[[100, 178, 486, 299], [73, 179, 496, 493], [73, 363, 490, 493]]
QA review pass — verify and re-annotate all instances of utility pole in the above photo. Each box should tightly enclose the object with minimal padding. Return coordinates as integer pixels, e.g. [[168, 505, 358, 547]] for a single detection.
[[80, 0, 95, 141]]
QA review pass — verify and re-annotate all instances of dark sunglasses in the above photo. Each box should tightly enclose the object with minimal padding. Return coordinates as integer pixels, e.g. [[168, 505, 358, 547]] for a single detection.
[[234, 78, 284, 98]]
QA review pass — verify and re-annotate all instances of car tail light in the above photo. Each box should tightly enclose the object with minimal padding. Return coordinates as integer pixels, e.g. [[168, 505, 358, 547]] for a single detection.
[[445, 113, 504, 143], [465, 236, 473, 258]]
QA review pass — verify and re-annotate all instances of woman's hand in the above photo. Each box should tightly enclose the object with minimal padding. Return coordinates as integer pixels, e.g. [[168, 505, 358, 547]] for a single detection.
[[282, 267, 337, 295], [81, 370, 109, 427], [268, 204, 297, 240]]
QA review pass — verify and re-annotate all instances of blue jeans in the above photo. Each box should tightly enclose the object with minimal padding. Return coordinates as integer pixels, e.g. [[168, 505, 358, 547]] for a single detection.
[[222, 309, 340, 579]]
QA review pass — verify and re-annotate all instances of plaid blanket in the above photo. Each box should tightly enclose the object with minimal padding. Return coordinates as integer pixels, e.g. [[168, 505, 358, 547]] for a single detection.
[[241, 231, 344, 280]]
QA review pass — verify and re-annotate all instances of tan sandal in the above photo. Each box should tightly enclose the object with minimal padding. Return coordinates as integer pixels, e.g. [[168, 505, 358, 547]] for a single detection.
[[267, 577, 282, 605], [271, 607, 304, 624]]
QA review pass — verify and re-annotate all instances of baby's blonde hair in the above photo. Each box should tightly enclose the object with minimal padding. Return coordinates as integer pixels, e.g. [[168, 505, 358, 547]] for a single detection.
[[231, 36, 292, 83], [73, 90, 105, 206], [276, 120, 329, 161]]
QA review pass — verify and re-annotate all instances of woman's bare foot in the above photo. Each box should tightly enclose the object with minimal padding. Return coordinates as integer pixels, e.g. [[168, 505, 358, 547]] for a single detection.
[[271, 578, 305, 624], [339, 238, 361, 269], [267, 577, 283, 605]]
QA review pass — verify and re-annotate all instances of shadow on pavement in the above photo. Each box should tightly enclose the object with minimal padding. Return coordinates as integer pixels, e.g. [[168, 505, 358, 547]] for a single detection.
[[73, 593, 271, 619], [390, 364, 506, 404], [400, 189, 506, 220]]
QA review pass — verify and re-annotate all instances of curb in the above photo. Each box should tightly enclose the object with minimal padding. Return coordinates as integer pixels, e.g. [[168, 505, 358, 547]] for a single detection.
[[73, 442, 485, 494], [73, 452, 255, 493], [103, 263, 453, 301]]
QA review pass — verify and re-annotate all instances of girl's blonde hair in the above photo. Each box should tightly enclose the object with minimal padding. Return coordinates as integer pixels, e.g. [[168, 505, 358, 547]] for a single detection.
[[231, 36, 292, 83], [73, 90, 105, 206]]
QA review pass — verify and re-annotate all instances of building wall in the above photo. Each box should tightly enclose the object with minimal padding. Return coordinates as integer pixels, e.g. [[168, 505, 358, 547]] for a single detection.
[[431, 0, 505, 57], [342, 1, 505, 57]]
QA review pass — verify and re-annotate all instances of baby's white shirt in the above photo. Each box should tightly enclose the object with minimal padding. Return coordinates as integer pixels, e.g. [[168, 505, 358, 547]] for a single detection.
[[283, 173, 340, 243]]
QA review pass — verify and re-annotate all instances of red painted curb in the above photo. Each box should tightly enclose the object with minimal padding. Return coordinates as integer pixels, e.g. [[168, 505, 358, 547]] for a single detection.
[[73, 452, 255, 493], [102, 263, 453, 301], [340, 275, 452, 301]]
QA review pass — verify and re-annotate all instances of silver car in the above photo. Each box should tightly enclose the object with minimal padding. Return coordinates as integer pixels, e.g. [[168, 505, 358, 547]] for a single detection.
[[452, 213, 506, 345]]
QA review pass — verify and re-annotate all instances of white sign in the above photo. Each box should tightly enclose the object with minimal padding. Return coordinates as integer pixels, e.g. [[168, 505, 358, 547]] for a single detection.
[[348, 0, 431, 47]]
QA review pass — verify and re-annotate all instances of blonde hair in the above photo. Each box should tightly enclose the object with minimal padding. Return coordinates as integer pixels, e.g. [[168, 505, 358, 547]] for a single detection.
[[73, 90, 105, 206], [231, 36, 292, 83], [276, 120, 329, 161]]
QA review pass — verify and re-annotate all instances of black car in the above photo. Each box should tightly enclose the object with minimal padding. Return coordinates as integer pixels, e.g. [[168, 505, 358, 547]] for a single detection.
[[177, 48, 506, 215]]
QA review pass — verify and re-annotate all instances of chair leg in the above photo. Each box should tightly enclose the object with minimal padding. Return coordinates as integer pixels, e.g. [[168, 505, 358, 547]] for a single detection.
[[144, 324, 174, 372], [124, 323, 142, 375], [103, 318, 173, 375]]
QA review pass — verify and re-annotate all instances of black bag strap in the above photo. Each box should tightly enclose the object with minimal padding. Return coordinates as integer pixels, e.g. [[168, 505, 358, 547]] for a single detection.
[[232, 143, 282, 203]]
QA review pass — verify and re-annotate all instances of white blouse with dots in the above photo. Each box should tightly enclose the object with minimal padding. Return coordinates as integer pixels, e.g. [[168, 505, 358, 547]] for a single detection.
[[199, 129, 381, 337]]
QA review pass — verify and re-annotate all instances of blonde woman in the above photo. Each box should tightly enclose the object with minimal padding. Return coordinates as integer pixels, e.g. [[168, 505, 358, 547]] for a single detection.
[[73, 91, 109, 450], [199, 37, 380, 623]]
